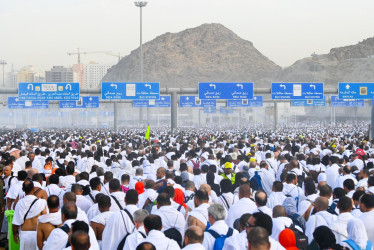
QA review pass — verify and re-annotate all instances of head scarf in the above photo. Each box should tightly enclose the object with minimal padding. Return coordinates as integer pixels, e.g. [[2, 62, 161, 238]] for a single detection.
[[173, 188, 187, 209], [135, 181, 145, 195], [313, 226, 337, 249], [347, 218, 369, 250], [279, 229, 298, 250]]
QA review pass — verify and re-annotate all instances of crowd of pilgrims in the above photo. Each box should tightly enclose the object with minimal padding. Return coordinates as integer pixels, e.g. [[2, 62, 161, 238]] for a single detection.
[[0, 123, 373, 250]]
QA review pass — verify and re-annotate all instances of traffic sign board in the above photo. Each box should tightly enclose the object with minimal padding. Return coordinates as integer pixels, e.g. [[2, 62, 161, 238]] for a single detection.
[[291, 96, 326, 107], [227, 96, 263, 107], [18, 82, 80, 101], [59, 96, 99, 108], [102, 82, 160, 100], [8, 97, 49, 109], [220, 107, 234, 114], [133, 96, 171, 108], [199, 82, 253, 100], [179, 96, 216, 107], [338, 83, 374, 99], [271, 83, 323, 100], [331, 96, 364, 107], [203, 107, 216, 114]]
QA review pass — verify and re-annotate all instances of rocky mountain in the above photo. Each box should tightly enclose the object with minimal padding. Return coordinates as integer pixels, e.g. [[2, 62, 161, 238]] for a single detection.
[[102, 23, 281, 87], [102, 23, 374, 89], [274, 38, 374, 87]]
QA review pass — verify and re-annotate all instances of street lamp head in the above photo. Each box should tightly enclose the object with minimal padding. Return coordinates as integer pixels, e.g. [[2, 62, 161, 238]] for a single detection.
[[134, 1, 147, 7], [0, 60, 7, 65]]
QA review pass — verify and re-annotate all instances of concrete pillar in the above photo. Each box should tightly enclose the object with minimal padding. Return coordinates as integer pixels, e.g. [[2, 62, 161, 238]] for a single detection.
[[114, 102, 118, 131], [171, 92, 177, 133], [274, 101, 278, 130]]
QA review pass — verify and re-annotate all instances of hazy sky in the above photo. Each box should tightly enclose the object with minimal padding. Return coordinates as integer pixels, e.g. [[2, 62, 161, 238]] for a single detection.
[[1, 0, 374, 72]]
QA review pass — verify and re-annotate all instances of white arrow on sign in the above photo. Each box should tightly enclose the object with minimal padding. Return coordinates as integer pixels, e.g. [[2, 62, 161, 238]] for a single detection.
[[27, 84, 33, 90], [209, 84, 216, 89], [186, 97, 189, 101], [237, 84, 243, 89], [280, 84, 286, 90], [309, 84, 316, 90], [15, 98, 19, 101], [161, 97, 165, 101], [110, 84, 118, 89], [254, 97, 257, 100], [66, 84, 72, 90], [345, 84, 350, 90], [145, 84, 151, 89], [89, 97, 92, 101]]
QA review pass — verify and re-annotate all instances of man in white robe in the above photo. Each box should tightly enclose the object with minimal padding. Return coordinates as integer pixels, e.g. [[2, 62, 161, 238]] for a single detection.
[[101, 190, 139, 250], [12, 180, 47, 250], [44, 202, 99, 250]]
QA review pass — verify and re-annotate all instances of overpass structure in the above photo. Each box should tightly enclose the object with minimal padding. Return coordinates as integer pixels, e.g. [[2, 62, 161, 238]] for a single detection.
[[1, 87, 372, 137]]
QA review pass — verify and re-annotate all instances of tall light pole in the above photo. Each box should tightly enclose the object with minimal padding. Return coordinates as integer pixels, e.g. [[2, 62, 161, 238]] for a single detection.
[[0, 60, 7, 87], [134, 1, 148, 125]]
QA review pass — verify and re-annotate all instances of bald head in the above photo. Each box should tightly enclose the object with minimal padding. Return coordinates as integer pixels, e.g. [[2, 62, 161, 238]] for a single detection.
[[273, 205, 286, 218], [185, 226, 204, 245], [314, 197, 329, 212], [200, 184, 211, 195]]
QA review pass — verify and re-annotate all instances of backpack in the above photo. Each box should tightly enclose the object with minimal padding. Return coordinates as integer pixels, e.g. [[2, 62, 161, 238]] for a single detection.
[[59, 224, 71, 247], [344, 239, 373, 250], [207, 227, 233, 250], [117, 209, 136, 250], [191, 159, 200, 170], [249, 171, 264, 191], [288, 213, 305, 233], [286, 224, 309, 250], [327, 201, 338, 215], [164, 227, 182, 248], [184, 193, 195, 203], [142, 198, 155, 214]]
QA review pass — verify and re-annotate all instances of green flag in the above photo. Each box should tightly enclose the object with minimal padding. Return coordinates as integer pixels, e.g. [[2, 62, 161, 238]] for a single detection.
[[145, 125, 150, 141]]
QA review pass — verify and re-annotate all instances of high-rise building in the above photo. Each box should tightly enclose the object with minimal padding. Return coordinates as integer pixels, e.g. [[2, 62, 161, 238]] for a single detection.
[[84, 63, 111, 88], [45, 66, 74, 82], [72, 64, 84, 86]]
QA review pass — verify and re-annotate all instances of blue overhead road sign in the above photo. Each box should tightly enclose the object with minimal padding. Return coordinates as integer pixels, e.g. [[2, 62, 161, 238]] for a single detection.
[[291, 96, 326, 107], [133, 96, 171, 108], [179, 96, 216, 107], [272, 83, 323, 100], [102, 82, 160, 100], [331, 96, 364, 107], [59, 96, 99, 108], [203, 107, 216, 114], [220, 107, 234, 114], [227, 96, 263, 107], [199, 82, 253, 100], [18, 82, 80, 101], [338, 83, 374, 99], [8, 97, 49, 109]]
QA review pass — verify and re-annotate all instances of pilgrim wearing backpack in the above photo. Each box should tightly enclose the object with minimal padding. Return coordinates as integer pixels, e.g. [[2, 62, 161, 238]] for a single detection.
[[203, 204, 238, 250]]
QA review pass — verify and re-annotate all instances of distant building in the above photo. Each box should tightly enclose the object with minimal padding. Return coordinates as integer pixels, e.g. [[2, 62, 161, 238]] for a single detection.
[[45, 66, 74, 82], [72, 64, 84, 86], [84, 63, 111, 88]]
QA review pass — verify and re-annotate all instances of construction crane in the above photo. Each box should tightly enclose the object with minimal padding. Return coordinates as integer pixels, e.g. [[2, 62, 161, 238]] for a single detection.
[[67, 48, 111, 65], [106, 52, 123, 63]]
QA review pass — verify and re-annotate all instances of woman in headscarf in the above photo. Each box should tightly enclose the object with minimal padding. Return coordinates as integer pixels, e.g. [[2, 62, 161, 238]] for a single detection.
[[206, 172, 221, 196], [173, 188, 187, 210], [341, 218, 372, 250], [311, 226, 344, 250], [135, 181, 145, 195], [279, 228, 299, 250]]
